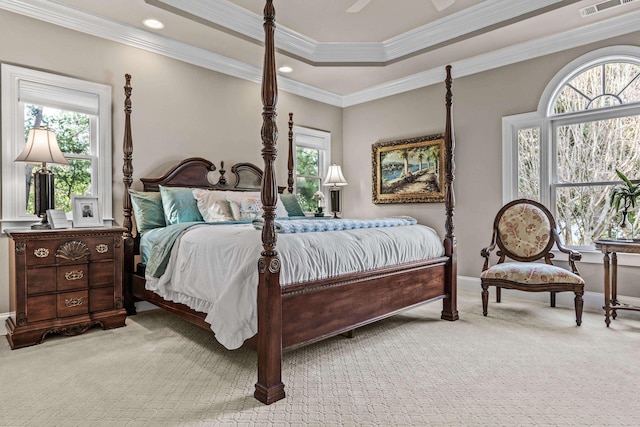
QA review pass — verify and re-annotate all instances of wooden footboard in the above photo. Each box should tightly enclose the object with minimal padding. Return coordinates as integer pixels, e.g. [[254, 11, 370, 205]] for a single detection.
[[281, 257, 448, 350]]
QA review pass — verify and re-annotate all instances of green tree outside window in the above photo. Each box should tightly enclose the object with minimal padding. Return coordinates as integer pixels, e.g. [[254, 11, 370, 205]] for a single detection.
[[23, 104, 92, 213]]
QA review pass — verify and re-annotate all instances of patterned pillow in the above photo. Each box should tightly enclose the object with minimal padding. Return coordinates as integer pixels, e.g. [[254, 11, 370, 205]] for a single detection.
[[227, 196, 263, 221], [129, 190, 166, 234], [159, 186, 204, 225], [279, 193, 305, 217]]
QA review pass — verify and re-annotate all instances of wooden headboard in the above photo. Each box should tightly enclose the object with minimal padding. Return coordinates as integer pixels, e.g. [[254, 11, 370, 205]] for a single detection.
[[139, 158, 264, 192]]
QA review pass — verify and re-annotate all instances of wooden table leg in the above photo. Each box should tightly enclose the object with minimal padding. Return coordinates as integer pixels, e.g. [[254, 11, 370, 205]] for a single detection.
[[603, 251, 611, 327], [612, 252, 618, 319]]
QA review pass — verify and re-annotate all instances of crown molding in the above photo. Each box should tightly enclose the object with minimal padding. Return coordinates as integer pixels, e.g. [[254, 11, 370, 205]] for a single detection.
[[0, 0, 343, 106], [343, 9, 640, 107], [383, 0, 567, 60], [151, 0, 568, 64], [1, 0, 639, 108]]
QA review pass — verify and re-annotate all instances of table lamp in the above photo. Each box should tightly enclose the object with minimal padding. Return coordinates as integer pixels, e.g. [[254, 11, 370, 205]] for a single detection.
[[15, 126, 69, 229], [323, 164, 348, 218]]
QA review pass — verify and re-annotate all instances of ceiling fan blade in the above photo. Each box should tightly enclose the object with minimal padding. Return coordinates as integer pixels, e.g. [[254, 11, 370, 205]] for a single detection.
[[431, 0, 455, 11], [346, 0, 372, 13]]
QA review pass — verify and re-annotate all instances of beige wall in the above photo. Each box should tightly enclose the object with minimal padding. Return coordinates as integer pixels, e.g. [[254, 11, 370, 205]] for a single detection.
[[342, 32, 640, 298], [0, 10, 342, 315]]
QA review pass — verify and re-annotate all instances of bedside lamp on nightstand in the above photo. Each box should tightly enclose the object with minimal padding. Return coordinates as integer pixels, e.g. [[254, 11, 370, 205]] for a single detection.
[[15, 126, 69, 229], [323, 164, 348, 218]]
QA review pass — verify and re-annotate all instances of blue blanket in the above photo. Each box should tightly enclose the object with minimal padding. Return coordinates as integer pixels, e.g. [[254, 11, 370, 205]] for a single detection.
[[252, 216, 418, 233]]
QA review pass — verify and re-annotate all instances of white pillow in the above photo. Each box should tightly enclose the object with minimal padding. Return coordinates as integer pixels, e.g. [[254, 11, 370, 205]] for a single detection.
[[192, 189, 288, 222], [192, 189, 234, 222]]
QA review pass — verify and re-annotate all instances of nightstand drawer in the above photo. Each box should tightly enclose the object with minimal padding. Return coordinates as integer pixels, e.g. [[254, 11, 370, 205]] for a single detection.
[[26, 267, 57, 295], [90, 286, 115, 312], [57, 264, 89, 291], [90, 261, 115, 286], [86, 236, 115, 261], [25, 241, 58, 266], [27, 294, 57, 322], [57, 290, 89, 317]]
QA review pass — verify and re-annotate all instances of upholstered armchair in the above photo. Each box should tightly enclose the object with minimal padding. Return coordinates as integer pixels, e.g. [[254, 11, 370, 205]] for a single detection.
[[480, 199, 585, 326]]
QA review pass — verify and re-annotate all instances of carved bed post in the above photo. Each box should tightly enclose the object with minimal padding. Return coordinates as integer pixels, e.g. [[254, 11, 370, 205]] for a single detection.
[[441, 65, 459, 321], [288, 112, 294, 194], [123, 74, 133, 237], [122, 74, 136, 315], [254, 0, 285, 405]]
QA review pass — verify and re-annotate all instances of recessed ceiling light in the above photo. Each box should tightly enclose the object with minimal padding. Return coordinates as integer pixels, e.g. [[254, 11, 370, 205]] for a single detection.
[[143, 19, 164, 30], [278, 66, 293, 73]]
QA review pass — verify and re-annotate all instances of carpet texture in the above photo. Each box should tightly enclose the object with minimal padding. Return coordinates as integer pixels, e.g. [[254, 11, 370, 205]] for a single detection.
[[1, 289, 640, 426]]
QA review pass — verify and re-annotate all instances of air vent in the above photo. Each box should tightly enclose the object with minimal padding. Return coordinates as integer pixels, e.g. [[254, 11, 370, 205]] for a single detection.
[[580, 0, 639, 17]]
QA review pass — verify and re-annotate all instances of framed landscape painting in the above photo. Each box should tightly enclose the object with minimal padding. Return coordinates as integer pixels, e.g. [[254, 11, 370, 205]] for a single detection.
[[372, 133, 446, 204]]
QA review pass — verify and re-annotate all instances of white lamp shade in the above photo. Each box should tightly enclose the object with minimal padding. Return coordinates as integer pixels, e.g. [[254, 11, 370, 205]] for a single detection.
[[323, 164, 348, 187], [15, 126, 69, 166]]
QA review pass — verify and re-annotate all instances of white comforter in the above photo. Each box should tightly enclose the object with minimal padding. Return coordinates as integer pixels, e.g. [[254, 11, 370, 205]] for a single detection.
[[145, 223, 444, 349]]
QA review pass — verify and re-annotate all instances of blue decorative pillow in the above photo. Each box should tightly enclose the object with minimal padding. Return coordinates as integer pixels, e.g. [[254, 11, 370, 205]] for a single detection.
[[129, 190, 166, 234], [159, 186, 204, 225], [280, 194, 305, 217]]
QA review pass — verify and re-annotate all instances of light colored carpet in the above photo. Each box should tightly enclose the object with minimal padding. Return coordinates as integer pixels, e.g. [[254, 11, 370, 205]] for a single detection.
[[1, 289, 640, 427]]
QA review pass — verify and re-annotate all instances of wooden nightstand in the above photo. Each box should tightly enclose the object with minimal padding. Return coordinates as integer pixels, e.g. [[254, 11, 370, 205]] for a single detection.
[[5, 227, 127, 349]]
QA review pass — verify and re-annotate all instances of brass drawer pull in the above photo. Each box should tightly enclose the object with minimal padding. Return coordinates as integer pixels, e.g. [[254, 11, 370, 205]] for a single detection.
[[34, 248, 50, 258], [64, 297, 84, 308], [95, 244, 109, 254], [64, 270, 84, 281]]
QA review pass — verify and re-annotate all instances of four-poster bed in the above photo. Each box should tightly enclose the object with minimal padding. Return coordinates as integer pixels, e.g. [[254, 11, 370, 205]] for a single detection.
[[121, 0, 457, 405]]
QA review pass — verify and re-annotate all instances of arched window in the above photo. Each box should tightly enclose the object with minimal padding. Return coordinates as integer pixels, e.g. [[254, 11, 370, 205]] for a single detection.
[[503, 46, 640, 248], [552, 62, 640, 113]]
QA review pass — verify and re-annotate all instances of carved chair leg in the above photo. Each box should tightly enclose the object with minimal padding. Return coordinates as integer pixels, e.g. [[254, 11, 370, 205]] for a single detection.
[[550, 291, 557, 307], [574, 293, 584, 326], [481, 283, 489, 316], [496, 286, 501, 303]]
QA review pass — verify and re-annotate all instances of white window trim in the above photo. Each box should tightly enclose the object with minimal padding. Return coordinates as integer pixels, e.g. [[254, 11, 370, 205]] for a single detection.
[[292, 125, 331, 203], [1, 64, 112, 228], [501, 112, 543, 206], [502, 45, 640, 266]]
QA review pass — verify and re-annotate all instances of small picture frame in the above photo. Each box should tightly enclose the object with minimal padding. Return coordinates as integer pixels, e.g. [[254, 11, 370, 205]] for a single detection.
[[46, 209, 70, 229], [72, 196, 102, 228]]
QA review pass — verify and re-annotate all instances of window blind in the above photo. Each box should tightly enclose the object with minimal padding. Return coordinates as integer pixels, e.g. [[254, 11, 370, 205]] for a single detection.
[[18, 80, 100, 115]]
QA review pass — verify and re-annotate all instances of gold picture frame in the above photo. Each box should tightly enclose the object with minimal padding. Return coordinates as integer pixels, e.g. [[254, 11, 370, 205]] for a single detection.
[[372, 133, 445, 204]]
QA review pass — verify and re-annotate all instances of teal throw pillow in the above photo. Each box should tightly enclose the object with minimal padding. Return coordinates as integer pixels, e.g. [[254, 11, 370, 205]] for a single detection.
[[280, 194, 305, 217], [159, 186, 204, 225], [129, 190, 166, 234]]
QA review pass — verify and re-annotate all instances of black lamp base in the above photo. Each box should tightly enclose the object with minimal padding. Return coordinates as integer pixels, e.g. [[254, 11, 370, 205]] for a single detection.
[[31, 222, 51, 230], [32, 168, 54, 229], [330, 188, 341, 219]]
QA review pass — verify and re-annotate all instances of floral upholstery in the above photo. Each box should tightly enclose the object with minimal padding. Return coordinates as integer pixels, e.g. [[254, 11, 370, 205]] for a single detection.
[[481, 199, 584, 325], [480, 262, 584, 285], [498, 203, 551, 258]]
